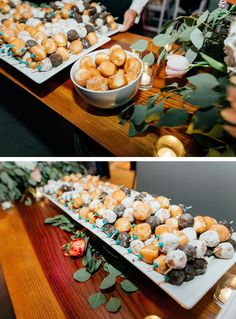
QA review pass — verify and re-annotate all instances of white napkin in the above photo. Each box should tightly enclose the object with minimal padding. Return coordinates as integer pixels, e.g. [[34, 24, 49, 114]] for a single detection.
[[216, 290, 236, 319]]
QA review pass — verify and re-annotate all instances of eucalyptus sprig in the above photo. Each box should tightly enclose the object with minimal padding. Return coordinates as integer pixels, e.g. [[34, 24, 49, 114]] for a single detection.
[[0, 162, 85, 205], [119, 6, 236, 156]]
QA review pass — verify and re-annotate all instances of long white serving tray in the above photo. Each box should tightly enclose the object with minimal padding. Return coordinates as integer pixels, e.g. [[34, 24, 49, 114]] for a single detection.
[[0, 36, 110, 84], [43, 193, 236, 309]]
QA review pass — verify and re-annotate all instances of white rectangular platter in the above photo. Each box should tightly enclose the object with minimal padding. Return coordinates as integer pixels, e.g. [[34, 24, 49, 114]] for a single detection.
[[44, 193, 236, 309], [0, 36, 110, 84]]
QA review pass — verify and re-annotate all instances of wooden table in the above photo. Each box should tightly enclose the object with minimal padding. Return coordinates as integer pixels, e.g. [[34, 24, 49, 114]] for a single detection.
[[0, 32, 200, 157], [0, 199, 232, 319]]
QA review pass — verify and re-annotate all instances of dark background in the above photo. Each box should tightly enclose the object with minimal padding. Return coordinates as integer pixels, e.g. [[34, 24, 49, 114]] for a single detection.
[[136, 161, 236, 221]]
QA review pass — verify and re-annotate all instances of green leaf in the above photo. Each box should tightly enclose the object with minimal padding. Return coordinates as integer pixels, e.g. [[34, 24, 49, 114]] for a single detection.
[[88, 292, 106, 309], [107, 265, 122, 277], [130, 105, 147, 126], [103, 263, 109, 272], [100, 274, 116, 290], [128, 122, 138, 137], [188, 89, 220, 108], [73, 268, 91, 282], [187, 73, 220, 90], [142, 52, 155, 65], [194, 107, 218, 129], [120, 280, 138, 293], [190, 28, 204, 49], [185, 47, 198, 63], [199, 52, 227, 72], [153, 34, 172, 47], [187, 124, 224, 138], [157, 108, 189, 127], [0, 172, 12, 187], [222, 148, 235, 157], [82, 257, 88, 266], [106, 297, 121, 313], [145, 103, 164, 123], [197, 11, 209, 25], [28, 178, 37, 186], [146, 94, 160, 110], [59, 225, 74, 232], [207, 8, 221, 23], [130, 40, 148, 52], [157, 47, 167, 64], [14, 168, 25, 176], [44, 215, 65, 224], [179, 26, 194, 42], [95, 259, 102, 271], [207, 149, 221, 157]]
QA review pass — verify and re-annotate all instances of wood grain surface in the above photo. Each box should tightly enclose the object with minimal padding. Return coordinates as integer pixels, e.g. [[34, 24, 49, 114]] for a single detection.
[[0, 32, 201, 157], [1, 199, 234, 319]]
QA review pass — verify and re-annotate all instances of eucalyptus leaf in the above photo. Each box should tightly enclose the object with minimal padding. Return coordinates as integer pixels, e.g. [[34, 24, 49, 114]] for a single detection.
[[88, 292, 106, 309], [179, 26, 194, 41], [157, 47, 167, 64], [128, 122, 138, 137], [28, 178, 37, 186], [107, 265, 122, 277], [199, 52, 227, 72], [187, 73, 220, 90], [95, 259, 102, 271], [190, 28, 204, 49], [222, 148, 235, 157], [157, 108, 189, 127], [120, 280, 138, 293], [59, 225, 74, 232], [207, 149, 221, 157], [145, 102, 164, 123], [130, 105, 147, 126], [82, 257, 88, 266], [207, 8, 221, 23], [153, 34, 172, 47], [142, 52, 155, 65], [187, 89, 220, 108], [14, 168, 25, 176], [100, 274, 116, 290], [185, 47, 198, 63], [146, 94, 160, 110], [130, 40, 148, 52], [73, 268, 91, 282], [187, 124, 224, 138], [194, 107, 218, 129], [103, 263, 109, 272], [106, 297, 121, 313], [197, 11, 209, 25]]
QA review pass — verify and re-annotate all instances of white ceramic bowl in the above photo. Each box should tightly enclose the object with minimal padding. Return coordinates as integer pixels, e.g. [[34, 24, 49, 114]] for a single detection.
[[70, 49, 143, 109]]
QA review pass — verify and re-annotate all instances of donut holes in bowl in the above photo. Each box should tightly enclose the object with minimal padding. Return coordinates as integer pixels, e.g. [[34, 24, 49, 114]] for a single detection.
[[70, 48, 143, 109]]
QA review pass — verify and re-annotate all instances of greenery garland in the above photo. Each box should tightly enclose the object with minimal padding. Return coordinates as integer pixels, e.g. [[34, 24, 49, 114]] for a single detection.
[[119, 6, 236, 156], [0, 162, 86, 206]]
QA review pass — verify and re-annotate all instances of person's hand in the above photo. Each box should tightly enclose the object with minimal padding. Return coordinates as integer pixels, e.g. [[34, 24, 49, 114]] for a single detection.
[[121, 9, 137, 32]]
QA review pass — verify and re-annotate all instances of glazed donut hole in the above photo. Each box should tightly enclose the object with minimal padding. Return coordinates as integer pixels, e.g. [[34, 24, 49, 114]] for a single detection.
[[110, 47, 127, 67], [80, 56, 96, 68], [133, 223, 152, 241], [29, 44, 47, 61], [98, 61, 117, 77], [86, 75, 109, 91], [95, 52, 110, 65]]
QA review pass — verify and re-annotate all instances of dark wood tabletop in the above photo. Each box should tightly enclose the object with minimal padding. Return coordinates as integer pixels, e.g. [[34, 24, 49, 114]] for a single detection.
[[1, 198, 233, 319], [0, 32, 201, 157]]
